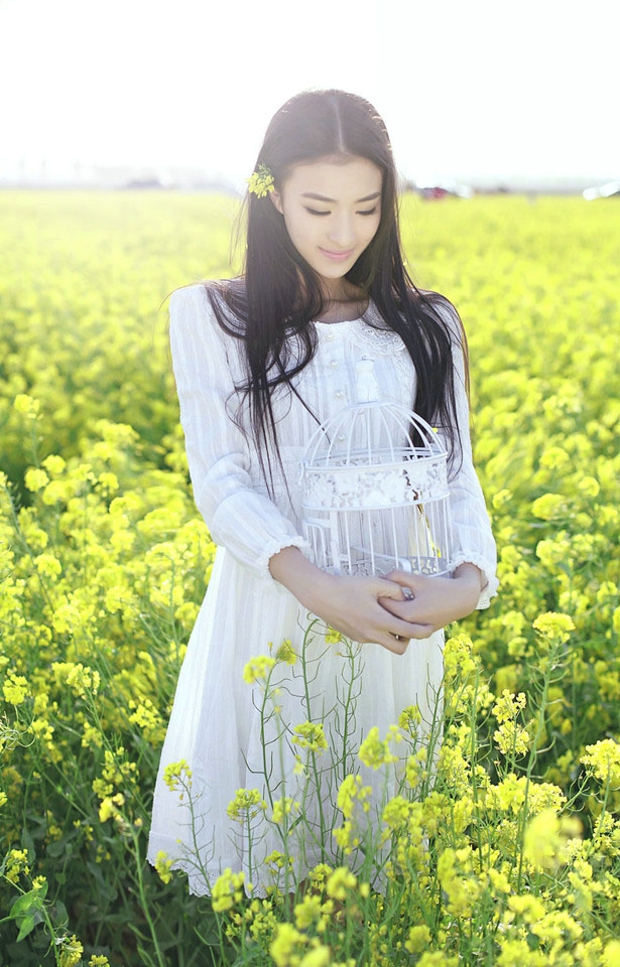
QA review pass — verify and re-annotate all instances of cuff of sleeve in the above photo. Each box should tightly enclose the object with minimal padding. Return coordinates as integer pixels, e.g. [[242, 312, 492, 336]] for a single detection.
[[451, 553, 500, 610], [257, 535, 313, 584]]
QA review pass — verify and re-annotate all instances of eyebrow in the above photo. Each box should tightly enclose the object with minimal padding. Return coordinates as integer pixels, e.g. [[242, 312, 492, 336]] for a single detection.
[[301, 191, 381, 203]]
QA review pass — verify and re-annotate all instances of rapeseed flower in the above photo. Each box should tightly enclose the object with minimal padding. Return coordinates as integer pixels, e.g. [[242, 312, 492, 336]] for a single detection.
[[325, 626, 344, 644], [24, 467, 49, 492], [524, 807, 582, 870], [405, 746, 428, 788], [336, 773, 371, 820], [398, 704, 422, 735], [291, 721, 327, 754], [57, 936, 84, 967], [416, 954, 458, 967], [247, 164, 275, 198], [293, 892, 327, 930], [33, 552, 62, 577], [581, 738, 620, 789], [2, 672, 29, 706], [243, 654, 276, 684], [325, 866, 357, 901], [333, 820, 359, 853], [226, 787, 267, 822], [532, 611, 575, 643], [163, 758, 192, 792], [270, 922, 306, 965], [42, 453, 66, 475], [404, 924, 432, 954], [98, 792, 125, 823], [274, 638, 297, 664], [299, 949, 332, 967], [358, 725, 401, 769], [154, 850, 174, 884], [382, 795, 413, 832], [494, 720, 531, 756], [127, 698, 163, 740], [437, 847, 482, 917], [603, 941, 620, 966], [4, 847, 30, 883], [13, 393, 40, 417], [492, 689, 527, 723], [211, 868, 245, 913], [532, 492, 568, 520], [52, 662, 100, 697], [271, 796, 300, 825], [578, 475, 600, 498]]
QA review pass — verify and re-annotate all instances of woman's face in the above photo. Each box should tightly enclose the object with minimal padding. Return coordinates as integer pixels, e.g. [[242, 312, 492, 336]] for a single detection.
[[270, 155, 382, 299]]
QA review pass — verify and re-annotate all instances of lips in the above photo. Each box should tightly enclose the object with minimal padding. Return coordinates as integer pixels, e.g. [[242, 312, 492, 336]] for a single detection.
[[319, 248, 355, 262]]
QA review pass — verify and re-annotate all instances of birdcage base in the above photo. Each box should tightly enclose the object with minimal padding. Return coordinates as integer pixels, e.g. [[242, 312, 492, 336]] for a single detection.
[[326, 549, 452, 579]]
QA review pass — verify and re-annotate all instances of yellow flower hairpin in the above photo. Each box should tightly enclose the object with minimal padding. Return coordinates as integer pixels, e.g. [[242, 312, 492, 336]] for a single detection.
[[247, 163, 275, 198]]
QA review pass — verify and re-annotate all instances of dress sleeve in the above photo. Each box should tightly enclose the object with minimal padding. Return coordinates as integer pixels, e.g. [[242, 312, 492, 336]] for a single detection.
[[434, 299, 499, 610], [169, 284, 310, 581]]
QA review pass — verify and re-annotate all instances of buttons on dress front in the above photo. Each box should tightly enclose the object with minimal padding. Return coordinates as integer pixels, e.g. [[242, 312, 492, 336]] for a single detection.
[[316, 324, 348, 408]]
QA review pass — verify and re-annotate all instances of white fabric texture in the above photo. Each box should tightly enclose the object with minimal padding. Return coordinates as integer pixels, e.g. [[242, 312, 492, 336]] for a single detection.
[[147, 283, 498, 896]]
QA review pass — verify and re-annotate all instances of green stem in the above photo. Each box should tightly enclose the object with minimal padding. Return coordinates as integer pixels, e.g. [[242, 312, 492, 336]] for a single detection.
[[126, 826, 167, 967]]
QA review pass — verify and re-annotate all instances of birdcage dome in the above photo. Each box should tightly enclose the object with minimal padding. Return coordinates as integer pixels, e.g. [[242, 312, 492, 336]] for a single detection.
[[300, 359, 453, 577]]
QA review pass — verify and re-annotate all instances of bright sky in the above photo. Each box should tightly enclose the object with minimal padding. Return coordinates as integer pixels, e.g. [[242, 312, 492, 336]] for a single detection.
[[1, 0, 618, 186]]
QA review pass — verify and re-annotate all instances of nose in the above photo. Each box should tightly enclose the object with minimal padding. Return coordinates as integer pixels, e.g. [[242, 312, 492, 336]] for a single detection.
[[327, 211, 355, 249]]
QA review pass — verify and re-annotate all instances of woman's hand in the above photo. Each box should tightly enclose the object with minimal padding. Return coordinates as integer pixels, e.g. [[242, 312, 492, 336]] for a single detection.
[[268, 546, 429, 655], [378, 563, 483, 637], [302, 571, 435, 655]]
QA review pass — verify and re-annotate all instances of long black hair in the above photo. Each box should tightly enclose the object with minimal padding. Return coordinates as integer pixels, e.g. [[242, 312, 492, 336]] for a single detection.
[[204, 89, 468, 488]]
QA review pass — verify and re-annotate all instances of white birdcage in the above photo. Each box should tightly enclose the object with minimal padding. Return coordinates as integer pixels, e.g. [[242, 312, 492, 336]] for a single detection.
[[300, 358, 453, 578]]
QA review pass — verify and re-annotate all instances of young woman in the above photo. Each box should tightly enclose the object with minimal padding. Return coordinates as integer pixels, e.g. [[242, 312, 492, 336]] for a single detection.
[[147, 89, 498, 896]]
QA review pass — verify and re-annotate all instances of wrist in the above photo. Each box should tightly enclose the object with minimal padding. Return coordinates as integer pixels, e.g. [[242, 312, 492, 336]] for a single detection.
[[268, 545, 332, 611], [453, 562, 484, 592]]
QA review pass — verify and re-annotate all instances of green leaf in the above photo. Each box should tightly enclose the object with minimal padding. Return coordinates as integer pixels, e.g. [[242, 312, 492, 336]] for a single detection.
[[16, 912, 38, 943], [9, 887, 46, 943], [10, 891, 42, 919]]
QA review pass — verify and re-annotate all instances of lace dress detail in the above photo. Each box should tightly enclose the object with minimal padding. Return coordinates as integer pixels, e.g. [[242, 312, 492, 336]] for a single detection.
[[314, 306, 418, 406]]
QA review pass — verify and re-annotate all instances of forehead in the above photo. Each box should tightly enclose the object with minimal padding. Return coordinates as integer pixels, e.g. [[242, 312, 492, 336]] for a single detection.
[[283, 156, 382, 198]]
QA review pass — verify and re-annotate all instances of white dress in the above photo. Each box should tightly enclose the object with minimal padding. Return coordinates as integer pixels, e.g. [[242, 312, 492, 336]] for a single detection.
[[147, 283, 498, 896]]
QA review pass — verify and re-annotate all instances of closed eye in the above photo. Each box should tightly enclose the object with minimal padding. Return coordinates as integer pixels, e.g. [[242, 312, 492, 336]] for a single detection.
[[305, 206, 379, 217]]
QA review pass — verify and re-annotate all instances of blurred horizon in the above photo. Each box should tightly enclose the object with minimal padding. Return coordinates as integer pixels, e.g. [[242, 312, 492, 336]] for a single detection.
[[1, 165, 617, 196], [1, 0, 618, 191]]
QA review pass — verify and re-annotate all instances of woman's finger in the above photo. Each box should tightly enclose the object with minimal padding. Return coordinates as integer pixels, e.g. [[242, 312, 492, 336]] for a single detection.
[[371, 576, 413, 601], [379, 597, 417, 619], [381, 612, 434, 641], [374, 621, 435, 654], [384, 569, 426, 594]]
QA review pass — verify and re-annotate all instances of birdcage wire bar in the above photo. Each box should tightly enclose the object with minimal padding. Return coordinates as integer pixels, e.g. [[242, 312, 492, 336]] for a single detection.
[[300, 397, 453, 578]]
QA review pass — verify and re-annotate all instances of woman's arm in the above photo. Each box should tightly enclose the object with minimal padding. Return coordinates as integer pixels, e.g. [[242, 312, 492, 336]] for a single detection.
[[434, 299, 499, 608], [378, 563, 483, 636], [170, 284, 311, 581], [379, 299, 498, 631]]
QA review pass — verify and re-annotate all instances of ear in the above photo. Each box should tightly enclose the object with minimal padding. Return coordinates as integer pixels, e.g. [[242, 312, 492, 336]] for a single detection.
[[270, 188, 284, 215]]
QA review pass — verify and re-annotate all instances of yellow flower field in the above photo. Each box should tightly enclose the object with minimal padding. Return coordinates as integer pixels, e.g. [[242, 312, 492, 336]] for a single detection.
[[0, 190, 619, 966]]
